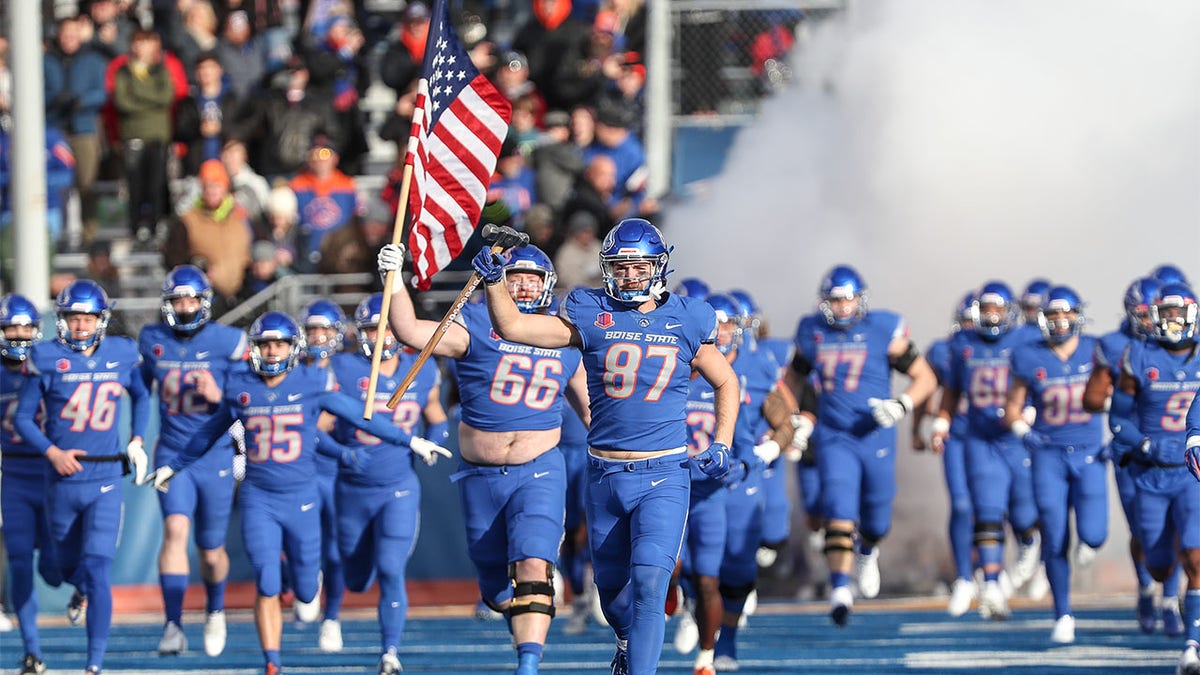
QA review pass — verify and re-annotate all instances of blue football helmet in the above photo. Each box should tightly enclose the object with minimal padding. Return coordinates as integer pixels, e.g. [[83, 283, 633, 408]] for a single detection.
[[300, 299, 346, 361], [1150, 282, 1198, 346], [818, 265, 868, 329], [1020, 278, 1051, 318], [672, 278, 710, 300], [503, 245, 557, 313], [248, 311, 306, 375], [0, 293, 42, 362], [354, 293, 400, 360], [1037, 285, 1085, 344], [599, 218, 672, 305], [1151, 264, 1189, 287], [951, 292, 976, 332], [1123, 276, 1164, 338], [707, 293, 743, 355], [160, 265, 213, 333], [55, 279, 111, 351], [971, 281, 1017, 339]]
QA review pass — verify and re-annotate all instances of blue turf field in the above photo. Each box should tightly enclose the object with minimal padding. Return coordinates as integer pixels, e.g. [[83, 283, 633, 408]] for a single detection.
[[0, 598, 1184, 673]]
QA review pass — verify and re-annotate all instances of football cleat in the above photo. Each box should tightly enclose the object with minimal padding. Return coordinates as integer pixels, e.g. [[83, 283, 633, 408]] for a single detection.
[[979, 580, 1010, 621], [694, 648, 716, 675], [713, 655, 740, 671], [378, 648, 402, 674], [203, 610, 227, 657], [610, 638, 629, 675], [20, 653, 47, 675], [1163, 598, 1185, 638], [1050, 614, 1075, 644], [157, 621, 188, 655], [755, 545, 778, 568], [1072, 542, 1098, 569], [829, 585, 854, 627], [1012, 534, 1041, 589], [1136, 586, 1157, 633], [1178, 642, 1200, 675], [856, 548, 881, 599], [318, 619, 343, 653], [674, 602, 699, 654], [1026, 566, 1050, 601], [67, 589, 87, 626], [947, 578, 976, 618], [474, 598, 504, 622], [265, 663, 282, 675], [0, 613, 12, 632]]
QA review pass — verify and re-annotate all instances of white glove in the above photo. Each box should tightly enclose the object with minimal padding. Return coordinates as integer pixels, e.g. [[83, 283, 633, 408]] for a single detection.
[[411, 436, 453, 466], [753, 438, 781, 464], [1022, 405, 1037, 426], [377, 243, 406, 274], [787, 414, 814, 461], [152, 466, 176, 493], [868, 393, 913, 429], [126, 439, 148, 485]]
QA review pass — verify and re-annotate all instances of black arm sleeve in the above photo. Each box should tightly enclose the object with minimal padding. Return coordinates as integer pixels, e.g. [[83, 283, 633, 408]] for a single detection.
[[890, 341, 921, 374], [790, 352, 813, 377]]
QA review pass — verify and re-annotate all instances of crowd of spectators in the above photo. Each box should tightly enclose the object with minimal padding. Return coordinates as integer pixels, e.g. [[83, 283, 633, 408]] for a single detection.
[[0, 0, 803, 317]]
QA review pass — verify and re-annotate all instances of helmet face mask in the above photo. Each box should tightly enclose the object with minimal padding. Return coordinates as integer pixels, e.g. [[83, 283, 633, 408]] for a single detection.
[[249, 311, 305, 376], [0, 294, 42, 362], [599, 219, 671, 305], [971, 282, 1017, 339], [1036, 286, 1084, 345], [818, 265, 867, 329], [354, 293, 399, 360], [55, 280, 111, 351], [301, 300, 346, 361], [1123, 277, 1163, 338], [502, 245, 557, 313], [1150, 283, 1198, 346], [161, 265, 213, 333]]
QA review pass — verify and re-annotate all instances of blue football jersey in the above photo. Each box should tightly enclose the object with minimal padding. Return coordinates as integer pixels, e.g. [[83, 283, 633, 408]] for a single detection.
[[793, 310, 907, 433], [927, 337, 969, 430], [1, 363, 46, 479], [15, 338, 150, 482], [565, 288, 717, 452], [329, 350, 440, 486], [1095, 323, 1137, 381], [731, 346, 780, 456], [946, 328, 1037, 438], [169, 364, 411, 491], [139, 322, 247, 461], [1120, 339, 1200, 464], [453, 302, 581, 433], [756, 337, 794, 379], [685, 376, 716, 481], [1010, 336, 1103, 445]]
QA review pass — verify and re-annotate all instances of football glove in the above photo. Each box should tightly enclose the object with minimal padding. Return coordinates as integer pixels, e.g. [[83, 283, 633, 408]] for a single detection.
[[377, 243, 405, 274], [471, 247, 505, 285], [411, 436, 453, 466], [126, 438, 148, 485], [787, 414, 815, 461], [152, 466, 176, 493], [692, 442, 731, 480], [868, 394, 913, 429], [1185, 444, 1200, 482], [753, 438, 781, 464]]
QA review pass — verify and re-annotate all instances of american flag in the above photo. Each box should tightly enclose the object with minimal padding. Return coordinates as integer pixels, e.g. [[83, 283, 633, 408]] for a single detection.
[[405, 0, 512, 290]]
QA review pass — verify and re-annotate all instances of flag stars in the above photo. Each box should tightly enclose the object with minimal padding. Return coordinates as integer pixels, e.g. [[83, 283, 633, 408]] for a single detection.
[[457, 70, 466, 80]]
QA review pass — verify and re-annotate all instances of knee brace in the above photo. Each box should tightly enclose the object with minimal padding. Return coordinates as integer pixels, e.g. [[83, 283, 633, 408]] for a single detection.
[[718, 580, 755, 605], [507, 561, 556, 618], [974, 521, 1004, 547], [824, 527, 856, 555]]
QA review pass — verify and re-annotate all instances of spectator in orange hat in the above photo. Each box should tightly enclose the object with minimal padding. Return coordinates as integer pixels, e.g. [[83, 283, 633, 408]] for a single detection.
[[162, 159, 255, 316]]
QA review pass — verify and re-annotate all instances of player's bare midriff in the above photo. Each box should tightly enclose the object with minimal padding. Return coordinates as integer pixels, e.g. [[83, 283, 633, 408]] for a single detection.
[[458, 422, 561, 466], [588, 447, 684, 461]]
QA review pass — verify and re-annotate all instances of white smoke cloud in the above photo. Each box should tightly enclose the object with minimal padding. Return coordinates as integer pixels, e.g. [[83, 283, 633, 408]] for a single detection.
[[668, 0, 1200, 342], [665, 0, 1200, 591]]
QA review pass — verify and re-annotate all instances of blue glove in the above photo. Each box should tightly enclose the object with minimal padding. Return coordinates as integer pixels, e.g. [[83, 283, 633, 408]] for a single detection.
[[1021, 429, 1050, 453], [471, 247, 505, 285], [721, 459, 749, 487], [1186, 446, 1200, 482], [339, 447, 367, 474], [692, 442, 731, 480]]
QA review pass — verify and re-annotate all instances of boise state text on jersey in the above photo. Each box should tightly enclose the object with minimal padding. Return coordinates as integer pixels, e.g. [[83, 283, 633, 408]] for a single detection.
[[565, 288, 717, 452], [454, 302, 581, 433]]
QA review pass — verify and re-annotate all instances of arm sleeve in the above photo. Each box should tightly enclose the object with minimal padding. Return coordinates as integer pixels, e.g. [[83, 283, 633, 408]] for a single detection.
[[314, 429, 350, 460], [425, 420, 449, 444], [14, 374, 53, 453], [1107, 387, 1145, 452], [167, 403, 236, 472], [319, 390, 413, 446], [127, 360, 152, 439]]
